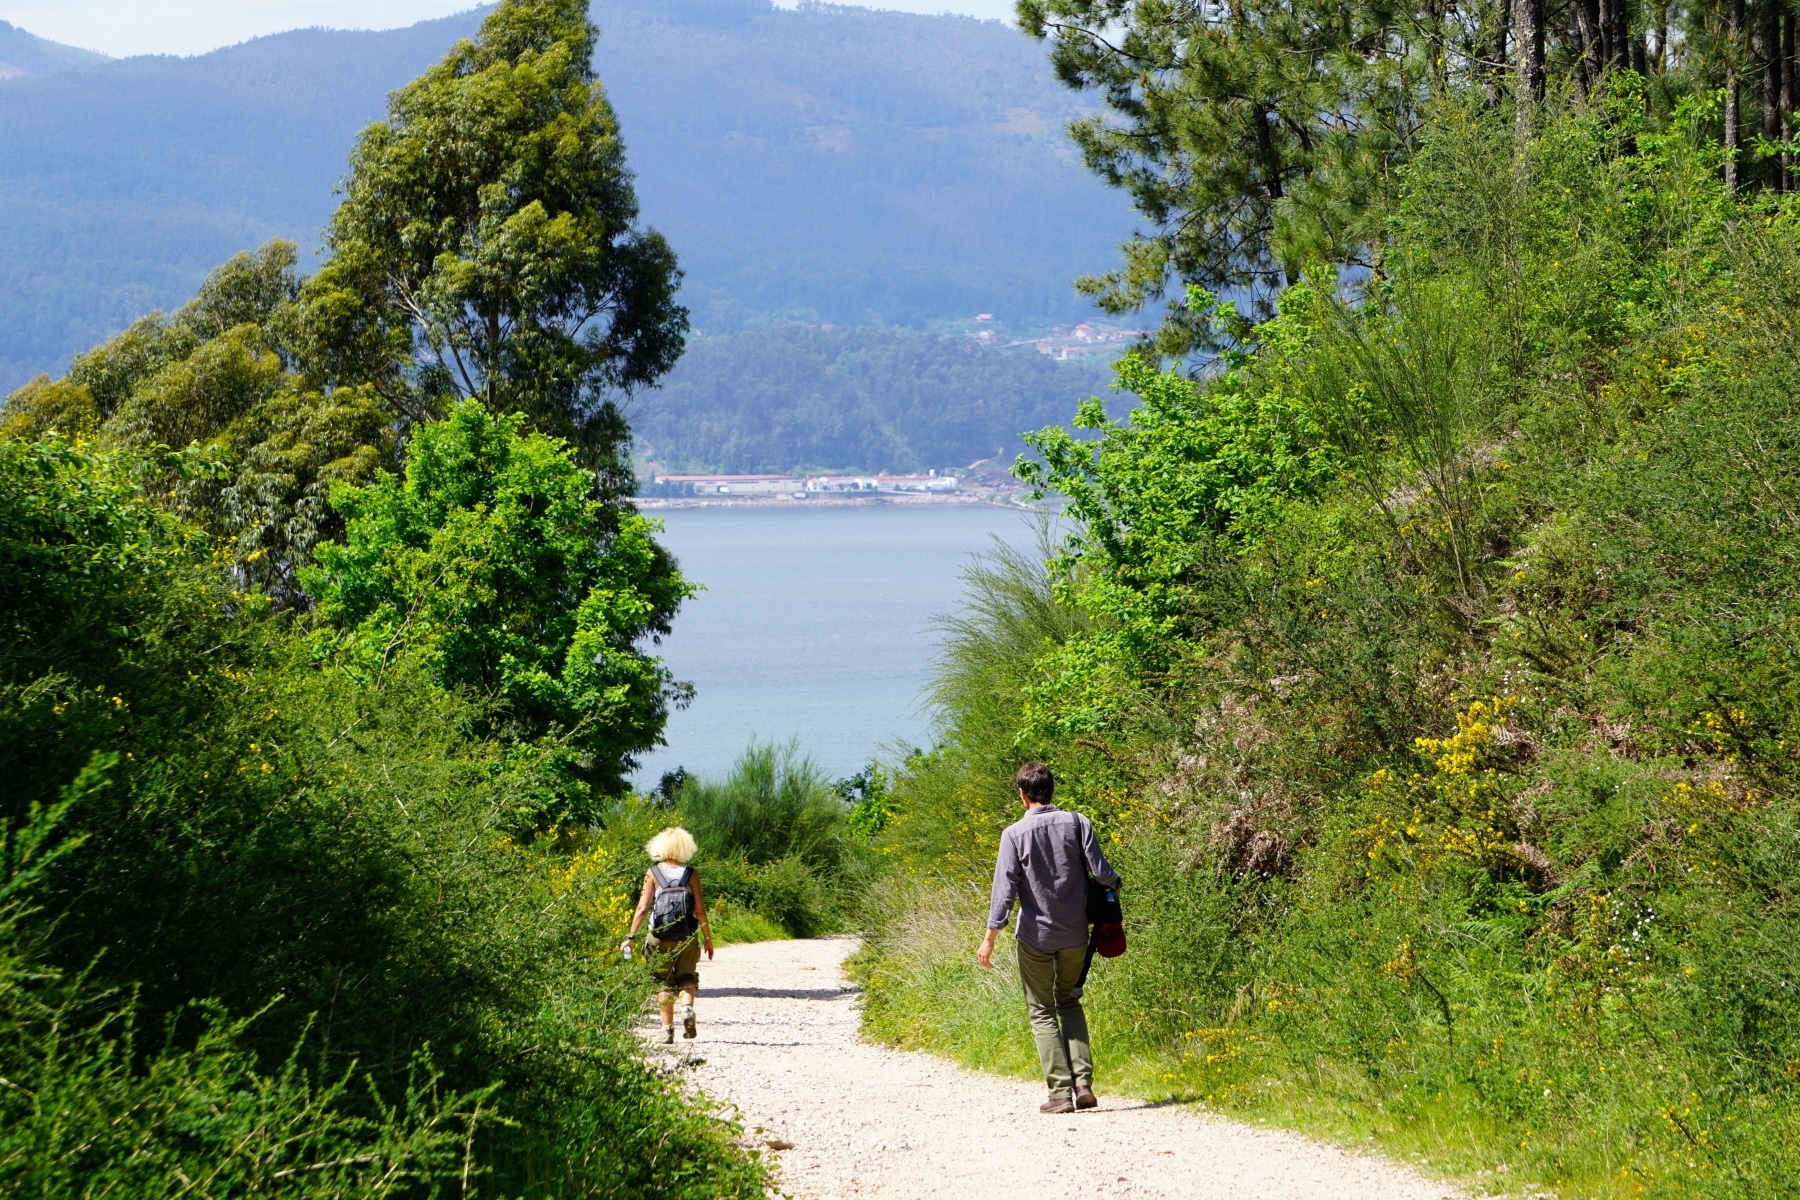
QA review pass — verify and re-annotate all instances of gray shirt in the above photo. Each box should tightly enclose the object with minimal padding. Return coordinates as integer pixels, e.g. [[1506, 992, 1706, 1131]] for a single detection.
[[987, 803, 1121, 952]]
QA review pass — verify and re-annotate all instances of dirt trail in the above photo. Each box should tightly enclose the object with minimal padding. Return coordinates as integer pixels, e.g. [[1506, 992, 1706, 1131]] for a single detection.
[[641, 937, 1461, 1199]]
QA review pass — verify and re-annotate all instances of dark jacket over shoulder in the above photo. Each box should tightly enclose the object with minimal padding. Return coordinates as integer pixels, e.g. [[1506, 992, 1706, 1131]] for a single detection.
[[987, 804, 1121, 952]]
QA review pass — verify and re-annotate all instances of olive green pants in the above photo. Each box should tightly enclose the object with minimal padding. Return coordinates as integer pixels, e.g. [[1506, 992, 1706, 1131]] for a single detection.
[[1016, 940, 1093, 1097]]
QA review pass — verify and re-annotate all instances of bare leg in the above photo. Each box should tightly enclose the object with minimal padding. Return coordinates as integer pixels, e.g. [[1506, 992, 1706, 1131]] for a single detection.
[[659, 990, 676, 1028]]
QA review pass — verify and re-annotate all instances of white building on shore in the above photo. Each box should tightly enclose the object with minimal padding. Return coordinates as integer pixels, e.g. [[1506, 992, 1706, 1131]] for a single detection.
[[650, 472, 961, 498], [805, 473, 958, 495]]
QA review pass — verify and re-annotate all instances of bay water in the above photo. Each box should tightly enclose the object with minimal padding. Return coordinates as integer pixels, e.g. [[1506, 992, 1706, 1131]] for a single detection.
[[632, 502, 1046, 787]]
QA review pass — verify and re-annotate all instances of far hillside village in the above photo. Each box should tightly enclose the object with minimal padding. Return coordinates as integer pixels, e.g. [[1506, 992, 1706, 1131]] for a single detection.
[[642, 468, 1029, 506], [639, 315, 1143, 507]]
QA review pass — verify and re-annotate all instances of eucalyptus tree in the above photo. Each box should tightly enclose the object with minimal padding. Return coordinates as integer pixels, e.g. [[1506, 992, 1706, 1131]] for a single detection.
[[299, 0, 687, 493]]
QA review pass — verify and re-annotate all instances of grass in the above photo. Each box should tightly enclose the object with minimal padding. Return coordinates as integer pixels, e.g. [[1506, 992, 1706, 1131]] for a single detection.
[[706, 897, 790, 945], [852, 876, 1794, 1200]]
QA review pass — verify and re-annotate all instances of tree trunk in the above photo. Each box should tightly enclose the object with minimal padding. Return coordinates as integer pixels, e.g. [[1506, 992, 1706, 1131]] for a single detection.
[[1598, 0, 1616, 69], [1489, 0, 1512, 104], [1763, 0, 1782, 188], [1517, 0, 1545, 113], [1727, 0, 1745, 193], [1571, 0, 1593, 101], [1784, 10, 1795, 191]]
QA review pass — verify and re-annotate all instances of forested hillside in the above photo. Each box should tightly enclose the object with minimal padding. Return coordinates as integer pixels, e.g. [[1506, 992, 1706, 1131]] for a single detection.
[[0, 0, 1131, 392], [0, 20, 107, 77], [636, 328, 1113, 474], [856, 2, 1800, 1197]]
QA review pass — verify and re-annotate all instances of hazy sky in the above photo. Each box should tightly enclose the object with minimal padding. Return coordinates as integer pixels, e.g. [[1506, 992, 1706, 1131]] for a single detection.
[[0, 0, 1014, 58]]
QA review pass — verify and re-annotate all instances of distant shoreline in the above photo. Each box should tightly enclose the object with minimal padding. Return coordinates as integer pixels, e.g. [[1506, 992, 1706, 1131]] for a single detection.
[[636, 492, 1040, 511]]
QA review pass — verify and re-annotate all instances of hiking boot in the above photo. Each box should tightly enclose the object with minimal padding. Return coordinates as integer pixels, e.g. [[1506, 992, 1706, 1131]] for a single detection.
[[1039, 1094, 1076, 1114], [661, 1026, 674, 1044], [1075, 1086, 1098, 1110], [682, 1008, 697, 1039]]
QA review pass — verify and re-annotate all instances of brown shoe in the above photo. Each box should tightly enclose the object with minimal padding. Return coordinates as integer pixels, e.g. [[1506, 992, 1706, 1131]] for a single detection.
[[1039, 1094, 1076, 1114], [1075, 1086, 1098, 1110]]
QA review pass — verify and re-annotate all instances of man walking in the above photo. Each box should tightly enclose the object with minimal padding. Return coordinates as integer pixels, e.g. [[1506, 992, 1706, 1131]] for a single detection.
[[978, 762, 1121, 1114]]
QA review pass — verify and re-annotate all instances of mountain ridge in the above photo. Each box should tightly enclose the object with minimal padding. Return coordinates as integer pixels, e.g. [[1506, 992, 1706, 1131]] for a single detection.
[[0, 0, 1135, 392], [0, 19, 110, 78]]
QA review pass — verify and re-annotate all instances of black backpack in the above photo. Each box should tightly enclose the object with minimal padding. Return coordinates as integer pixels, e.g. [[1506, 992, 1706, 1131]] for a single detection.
[[649, 863, 698, 940]]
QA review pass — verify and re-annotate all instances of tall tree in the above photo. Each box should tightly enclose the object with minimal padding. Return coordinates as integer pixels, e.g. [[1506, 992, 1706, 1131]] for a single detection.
[[1727, 0, 1745, 191], [302, 402, 692, 818], [1783, 6, 1794, 190], [1016, 0, 1436, 356], [1759, 0, 1782, 188], [300, 0, 687, 493], [1517, 0, 1546, 109]]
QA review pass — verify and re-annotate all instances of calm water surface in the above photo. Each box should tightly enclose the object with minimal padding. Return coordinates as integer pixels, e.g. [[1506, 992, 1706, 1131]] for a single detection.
[[633, 503, 1044, 786]]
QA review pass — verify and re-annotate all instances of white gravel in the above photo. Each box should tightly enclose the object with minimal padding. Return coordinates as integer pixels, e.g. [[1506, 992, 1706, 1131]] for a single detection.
[[641, 936, 1463, 1200]]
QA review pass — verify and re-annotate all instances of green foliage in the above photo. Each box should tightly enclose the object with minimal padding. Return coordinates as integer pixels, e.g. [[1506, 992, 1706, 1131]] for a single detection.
[[862, 96, 1800, 1199], [1017, 285, 1344, 708], [1026, 0, 1789, 354], [0, 5, 746, 1191], [0, 428, 763, 1197], [0, 434, 241, 813], [634, 326, 1114, 475], [304, 402, 692, 818], [677, 740, 847, 872], [1020, 0, 1428, 341], [701, 897, 790, 945], [836, 761, 894, 841], [0, 792, 494, 1198], [1, 243, 399, 605], [591, 740, 867, 938], [310, 0, 687, 484]]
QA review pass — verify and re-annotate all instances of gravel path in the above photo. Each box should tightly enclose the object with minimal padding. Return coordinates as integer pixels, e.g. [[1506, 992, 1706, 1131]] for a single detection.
[[641, 936, 1462, 1199]]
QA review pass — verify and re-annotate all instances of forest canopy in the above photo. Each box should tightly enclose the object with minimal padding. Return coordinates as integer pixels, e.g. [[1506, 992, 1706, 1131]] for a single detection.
[[633, 326, 1114, 475]]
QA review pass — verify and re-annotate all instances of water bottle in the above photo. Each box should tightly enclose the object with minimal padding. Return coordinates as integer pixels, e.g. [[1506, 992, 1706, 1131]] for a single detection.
[[622, 940, 633, 961]]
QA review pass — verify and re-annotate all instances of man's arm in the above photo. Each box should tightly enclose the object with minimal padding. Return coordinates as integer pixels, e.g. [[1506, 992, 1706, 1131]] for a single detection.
[[1079, 816, 1122, 889], [979, 830, 1019, 969]]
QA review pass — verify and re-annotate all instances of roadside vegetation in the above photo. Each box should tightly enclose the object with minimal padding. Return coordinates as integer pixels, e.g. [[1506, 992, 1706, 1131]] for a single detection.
[[0, 2, 775, 1195], [587, 741, 872, 945], [855, 38, 1800, 1200]]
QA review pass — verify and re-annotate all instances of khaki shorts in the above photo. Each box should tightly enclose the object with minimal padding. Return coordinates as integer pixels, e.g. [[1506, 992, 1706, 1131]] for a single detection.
[[645, 934, 700, 991]]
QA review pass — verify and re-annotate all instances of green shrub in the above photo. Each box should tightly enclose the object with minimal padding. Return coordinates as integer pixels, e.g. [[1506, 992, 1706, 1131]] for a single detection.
[[677, 739, 848, 871], [0, 434, 766, 1197], [701, 854, 832, 939], [0, 780, 489, 1198], [704, 897, 791, 945], [860, 98, 1800, 1200]]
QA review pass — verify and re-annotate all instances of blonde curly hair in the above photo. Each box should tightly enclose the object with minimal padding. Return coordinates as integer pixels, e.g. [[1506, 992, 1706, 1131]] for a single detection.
[[645, 826, 697, 865]]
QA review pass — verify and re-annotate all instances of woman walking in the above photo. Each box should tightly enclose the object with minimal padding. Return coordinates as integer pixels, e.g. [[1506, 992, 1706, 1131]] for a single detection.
[[622, 826, 714, 1043]]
